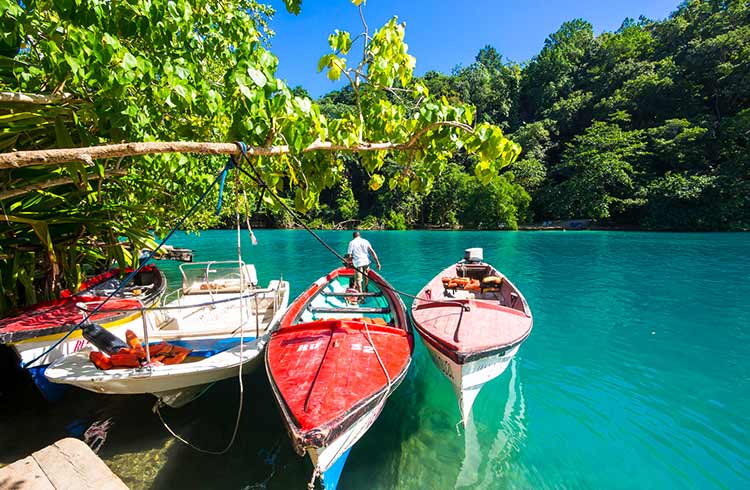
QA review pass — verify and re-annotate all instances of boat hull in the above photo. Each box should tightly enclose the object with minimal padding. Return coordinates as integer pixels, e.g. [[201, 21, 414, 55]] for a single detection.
[[45, 337, 265, 407], [4, 266, 167, 367], [46, 273, 290, 407], [307, 398, 388, 490], [411, 259, 532, 424], [422, 337, 520, 423]]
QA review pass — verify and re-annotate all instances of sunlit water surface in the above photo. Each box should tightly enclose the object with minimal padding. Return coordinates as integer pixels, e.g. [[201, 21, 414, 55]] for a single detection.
[[1, 230, 748, 489]]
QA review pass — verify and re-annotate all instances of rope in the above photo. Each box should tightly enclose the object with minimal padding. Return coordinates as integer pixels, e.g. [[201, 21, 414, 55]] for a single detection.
[[307, 466, 321, 490], [235, 143, 422, 488], [23, 162, 231, 369], [154, 162, 248, 455], [233, 143, 468, 311]]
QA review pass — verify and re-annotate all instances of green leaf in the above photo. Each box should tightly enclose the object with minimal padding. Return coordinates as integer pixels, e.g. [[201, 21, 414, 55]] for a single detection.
[[369, 174, 385, 191], [121, 52, 138, 70], [247, 66, 267, 87], [327, 65, 342, 81]]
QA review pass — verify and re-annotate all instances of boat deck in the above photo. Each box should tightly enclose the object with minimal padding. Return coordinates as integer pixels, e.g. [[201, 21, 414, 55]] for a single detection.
[[152, 291, 279, 339], [412, 262, 532, 354], [412, 299, 531, 352]]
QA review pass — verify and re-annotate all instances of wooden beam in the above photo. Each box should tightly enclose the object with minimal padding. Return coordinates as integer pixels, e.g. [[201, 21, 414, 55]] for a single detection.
[[0, 121, 474, 169]]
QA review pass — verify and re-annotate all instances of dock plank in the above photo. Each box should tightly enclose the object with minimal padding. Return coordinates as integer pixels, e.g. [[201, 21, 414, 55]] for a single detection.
[[0, 456, 54, 490], [0, 438, 126, 490]]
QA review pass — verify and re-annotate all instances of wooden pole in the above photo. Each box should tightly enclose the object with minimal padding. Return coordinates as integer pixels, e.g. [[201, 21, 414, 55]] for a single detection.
[[0, 122, 474, 170]]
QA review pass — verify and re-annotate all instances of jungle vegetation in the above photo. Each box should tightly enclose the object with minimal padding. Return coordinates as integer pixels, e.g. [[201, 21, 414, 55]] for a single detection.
[[0, 0, 519, 313], [299, 0, 749, 232], [0, 0, 748, 314]]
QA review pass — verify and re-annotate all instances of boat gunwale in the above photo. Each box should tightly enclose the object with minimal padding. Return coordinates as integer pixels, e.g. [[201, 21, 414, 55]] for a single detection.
[[410, 260, 533, 364]]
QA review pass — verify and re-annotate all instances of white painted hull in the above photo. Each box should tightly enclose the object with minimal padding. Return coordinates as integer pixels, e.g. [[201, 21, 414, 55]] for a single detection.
[[423, 340, 520, 424], [307, 398, 386, 474], [45, 338, 266, 407], [46, 280, 290, 407]]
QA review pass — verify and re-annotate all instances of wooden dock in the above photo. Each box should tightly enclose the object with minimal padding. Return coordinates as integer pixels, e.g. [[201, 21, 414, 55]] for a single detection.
[[0, 438, 127, 490]]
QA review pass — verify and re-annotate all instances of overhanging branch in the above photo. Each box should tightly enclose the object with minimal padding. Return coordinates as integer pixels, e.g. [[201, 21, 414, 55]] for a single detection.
[[0, 121, 475, 169], [0, 170, 128, 201], [0, 91, 81, 105]]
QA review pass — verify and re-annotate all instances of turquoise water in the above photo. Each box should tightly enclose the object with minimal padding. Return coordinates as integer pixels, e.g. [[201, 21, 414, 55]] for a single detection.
[[1, 230, 749, 489]]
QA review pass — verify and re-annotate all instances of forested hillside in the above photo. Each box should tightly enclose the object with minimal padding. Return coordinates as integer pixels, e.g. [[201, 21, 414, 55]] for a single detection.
[[297, 0, 748, 231]]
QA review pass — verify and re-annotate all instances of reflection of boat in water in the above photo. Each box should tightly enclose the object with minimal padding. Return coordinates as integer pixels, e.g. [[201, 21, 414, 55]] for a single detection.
[[45, 261, 289, 408], [0, 265, 167, 399], [455, 359, 527, 489], [411, 248, 532, 425]]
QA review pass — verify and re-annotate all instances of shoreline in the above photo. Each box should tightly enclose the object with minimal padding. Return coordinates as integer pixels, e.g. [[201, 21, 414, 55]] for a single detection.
[[208, 224, 748, 232]]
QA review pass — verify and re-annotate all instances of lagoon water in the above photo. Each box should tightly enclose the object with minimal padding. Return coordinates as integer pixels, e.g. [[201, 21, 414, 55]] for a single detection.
[[1, 230, 749, 489]]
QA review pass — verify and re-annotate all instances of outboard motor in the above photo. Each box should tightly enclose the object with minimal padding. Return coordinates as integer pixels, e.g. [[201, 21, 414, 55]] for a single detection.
[[81, 323, 128, 354], [464, 248, 484, 263]]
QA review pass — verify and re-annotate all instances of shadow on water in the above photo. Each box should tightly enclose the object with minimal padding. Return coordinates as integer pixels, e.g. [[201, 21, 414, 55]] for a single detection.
[[3, 231, 749, 489], [107, 369, 314, 489]]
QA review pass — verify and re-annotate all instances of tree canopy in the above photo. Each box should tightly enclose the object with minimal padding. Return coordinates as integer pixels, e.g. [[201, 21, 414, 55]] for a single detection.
[[308, 0, 748, 233], [0, 0, 520, 313]]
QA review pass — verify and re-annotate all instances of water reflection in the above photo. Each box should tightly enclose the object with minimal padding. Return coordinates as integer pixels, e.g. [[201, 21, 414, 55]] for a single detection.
[[456, 359, 527, 489]]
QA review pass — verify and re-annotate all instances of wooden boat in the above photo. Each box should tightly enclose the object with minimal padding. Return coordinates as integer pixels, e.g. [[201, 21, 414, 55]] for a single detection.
[[266, 266, 412, 490], [411, 248, 532, 425], [45, 261, 289, 407], [0, 265, 167, 399]]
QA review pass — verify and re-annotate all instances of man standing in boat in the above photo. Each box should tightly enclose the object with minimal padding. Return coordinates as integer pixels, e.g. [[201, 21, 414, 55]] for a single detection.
[[347, 231, 381, 293]]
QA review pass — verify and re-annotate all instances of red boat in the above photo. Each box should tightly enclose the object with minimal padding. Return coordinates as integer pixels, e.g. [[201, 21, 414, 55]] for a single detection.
[[0, 265, 166, 345], [411, 248, 533, 425], [0, 264, 167, 401], [266, 266, 413, 490]]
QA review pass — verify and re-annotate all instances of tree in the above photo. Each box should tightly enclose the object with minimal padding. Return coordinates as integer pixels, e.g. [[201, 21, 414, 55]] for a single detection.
[[541, 119, 646, 220], [0, 0, 521, 312]]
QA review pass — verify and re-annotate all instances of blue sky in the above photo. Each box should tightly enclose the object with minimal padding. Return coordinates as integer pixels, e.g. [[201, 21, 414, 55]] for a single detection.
[[268, 0, 678, 97]]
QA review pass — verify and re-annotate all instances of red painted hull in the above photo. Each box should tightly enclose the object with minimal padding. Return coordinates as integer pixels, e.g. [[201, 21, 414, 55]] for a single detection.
[[266, 267, 413, 452], [0, 265, 166, 344]]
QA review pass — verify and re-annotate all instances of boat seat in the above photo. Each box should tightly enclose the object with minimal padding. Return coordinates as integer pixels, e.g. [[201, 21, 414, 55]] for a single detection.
[[309, 306, 390, 314], [322, 291, 383, 297]]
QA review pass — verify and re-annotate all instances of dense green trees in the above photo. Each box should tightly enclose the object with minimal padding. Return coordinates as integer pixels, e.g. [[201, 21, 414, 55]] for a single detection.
[[0, 0, 520, 312], [306, 0, 748, 231]]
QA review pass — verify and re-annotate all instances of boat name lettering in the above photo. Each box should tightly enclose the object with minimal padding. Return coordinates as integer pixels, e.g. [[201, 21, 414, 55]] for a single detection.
[[296, 342, 322, 352], [351, 343, 375, 354], [73, 339, 88, 352]]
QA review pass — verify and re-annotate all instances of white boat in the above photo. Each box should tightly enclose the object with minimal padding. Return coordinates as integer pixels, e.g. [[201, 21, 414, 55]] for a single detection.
[[411, 248, 532, 425], [45, 261, 290, 407]]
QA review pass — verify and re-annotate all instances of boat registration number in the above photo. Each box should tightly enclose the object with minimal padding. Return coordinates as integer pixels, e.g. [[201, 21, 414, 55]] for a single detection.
[[296, 342, 375, 354]]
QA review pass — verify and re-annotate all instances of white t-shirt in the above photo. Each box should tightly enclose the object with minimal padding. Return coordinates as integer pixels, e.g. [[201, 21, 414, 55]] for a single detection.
[[348, 237, 373, 267]]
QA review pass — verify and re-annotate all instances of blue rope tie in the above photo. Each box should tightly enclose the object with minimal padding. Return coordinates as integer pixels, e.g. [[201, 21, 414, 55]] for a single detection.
[[215, 157, 236, 216]]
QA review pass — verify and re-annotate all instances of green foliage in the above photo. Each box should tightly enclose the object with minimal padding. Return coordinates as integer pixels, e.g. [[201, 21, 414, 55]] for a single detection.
[[641, 173, 719, 229], [334, 180, 359, 221], [0, 0, 521, 312], [459, 174, 531, 230], [542, 120, 646, 219], [383, 211, 407, 230]]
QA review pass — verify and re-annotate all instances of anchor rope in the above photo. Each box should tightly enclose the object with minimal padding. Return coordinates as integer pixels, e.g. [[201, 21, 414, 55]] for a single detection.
[[234, 144, 411, 487], [154, 157, 249, 455]]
